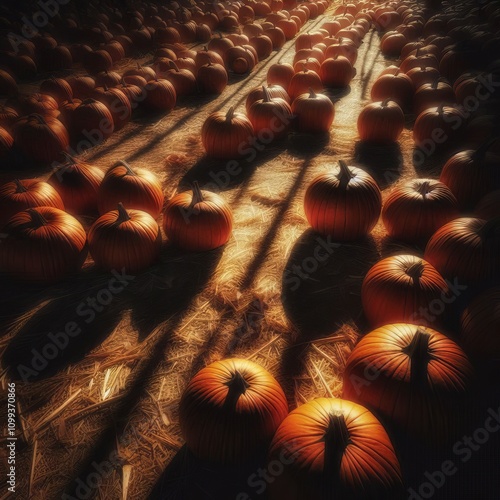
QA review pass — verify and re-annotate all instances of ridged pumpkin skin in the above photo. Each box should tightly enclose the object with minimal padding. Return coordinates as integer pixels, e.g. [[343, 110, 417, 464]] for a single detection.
[[179, 358, 288, 464], [291, 89, 335, 133], [88, 203, 161, 273], [357, 99, 404, 143], [268, 398, 403, 500], [288, 68, 323, 101], [304, 161, 382, 241], [475, 190, 500, 220], [370, 71, 414, 111], [163, 183, 233, 251], [424, 217, 500, 286], [361, 255, 449, 328], [460, 287, 500, 361], [48, 153, 104, 215], [0, 178, 65, 228], [98, 160, 164, 218], [343, 324, 474, 444], [0, 207, 87, 282], [245, 84, 290, 112], [382, 179, 459, 243], [201, 107, 254, 160]]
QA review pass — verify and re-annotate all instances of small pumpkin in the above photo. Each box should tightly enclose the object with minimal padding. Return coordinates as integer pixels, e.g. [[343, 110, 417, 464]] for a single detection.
[[0, 207, 87, 282], [179, 358, 288, 463], [39, 78, 73, 104], [143, 79, 177, 112], [88, 203, 161, 272], [382, 179, 459, 243], [163, 61, 197, 97], [98, 160, 164, 218], [266, 62, 295, 90], [268, 397, 403, 500], [343, 324, 474, 444], [291, 88, 334, 133], [304, 160, 382, 241], [70, 99, 114, 142], [288, 67, 323, 101], [196, 62, 228, 95], [357, 98, 404, 143], [361, 255, 449, 328]]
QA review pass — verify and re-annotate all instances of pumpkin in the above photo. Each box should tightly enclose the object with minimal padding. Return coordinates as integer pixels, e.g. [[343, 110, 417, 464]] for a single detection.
[[381, 31, 407, 57], [288, 68, 323, 101], [343, 324, 474, 443], [324, 38, 358, 65], [246, 84, 290, 112], [194, 47, 224, 70], [163, 182, 233, 251], [424, 217, 500, 286], [179, 358, 288, 463], [39, 78, 73, 104], [0, 126, 13, 163], [304, 160, 382, 241], [361, 255, 449, 328], [92, 85, 131, 131], [357, 99, 404, 143], [0, 207, 87, 282], [13, 114, 69, 164], [123, 63, 156, 81], [406, 64, 441, 89], [67, 76, 95, 100], [460, 287, 500, 362], [163, 61, 196, 97], [98, 160, 164, 218], [196, 61, 228, 95], [70, 99, 114, 142], [0, 105, 18, 131], [268, 397, 403, 500], [48, 153, 104, 215], [291, 89, 334, 133], [475, 190, 500, 220], [249, 34, 274, 60], [226, 46, 256, 74], [267, 62, 295, 90], [0, 178, 64, 228], [382, 179, 459, 243], [439, 140, 500, 210], [143, 79, 177, 112], [207, 33, 234, 61], [88, 203, 161, 273], [83, 49, 113, 75], [320, 55, 355, 88], [0, 69, 18, 97], [201, 106, 254, 160], [370, 70, 414, 111], [21, 93, 60, 118], [94, 71, 122, 88], [413, 104, 466, 150], [414, 78, 455, 116]]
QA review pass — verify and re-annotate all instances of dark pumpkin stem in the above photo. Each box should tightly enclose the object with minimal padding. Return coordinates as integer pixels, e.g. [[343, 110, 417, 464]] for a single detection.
[[226, 106, 235, 121], [14, 179, 27, 193], [472, 137, 498, 161], [479, 216, 500, 239], [381, 97, 391, 107], [262, 85, 271, 103], [116, 202, 131, 223], [28, 208, 48, 228], [338, 160, 354, 187], [309, 87, 317, 98], [403, 329, 431, 387], [223, 370, 250, 409], [30, 113, 47, 125], [406, 260, 425, 284], [113, 160, 135, 175], [323, 413, 351, 495], [417, 180, 431, 197], [437, 103, 444, 114], [169, 60, 180, 72], [191, 181, 204, 205]]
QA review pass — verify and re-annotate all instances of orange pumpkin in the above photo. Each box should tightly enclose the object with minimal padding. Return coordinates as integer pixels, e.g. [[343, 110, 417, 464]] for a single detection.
[[361, 255, 449, 327], [288, 68, 323, 101], [143, 79, 177, 112], [179, 358, 288, 463], [475, 190, 500, 220], [371, 70, 414, 111], [304, 160, 381, 240], [196, 62, 228, 95], [343, 324, 474, 443], [291, 89, 334, 133], [266, 62, 295, 90], [320, 55, 355, 88], [163, 182, 233, 251], [357, 99, 404, 143], [414, 78, 455, 115], [246, 84, 290, 111], [268, 398, 403, 500]]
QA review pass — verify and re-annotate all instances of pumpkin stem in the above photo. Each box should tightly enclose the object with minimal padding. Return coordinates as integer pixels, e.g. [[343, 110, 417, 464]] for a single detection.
[[113, 160, 135, 175], [478, 216, 500, 239], [406, 260, 425, 284], [436, 103, 444, 114], [169, 60, 180, 72], [472, 137, 498, 161], [13, 179, 27, 193], [226, 106, 235, 121], [116, 202, 131, 223], [309, 87, 317, 98], [381, 98, 391, 107], [262, 85, 271, 103], [191, 181, 204, 205], [27, 208, 48, 228], [416, 180, 431, 197], [338, 160, 354, 187], [30, 113, 47, 125], [223, 370, 250, 409], [323, 413, 351, 495], [403, 329, 431, 387]]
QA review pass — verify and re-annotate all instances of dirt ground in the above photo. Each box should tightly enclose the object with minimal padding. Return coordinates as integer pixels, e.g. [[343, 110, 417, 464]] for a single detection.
[[1, 4, 500, 500]]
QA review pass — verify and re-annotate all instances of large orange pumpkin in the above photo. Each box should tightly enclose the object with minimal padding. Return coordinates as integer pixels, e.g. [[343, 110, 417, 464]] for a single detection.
[[343, 324, 474, 443], [0, 207, 87, 282], [291, 89, 334, 133], [361, 255, 449, 327], [357, 98, 404, 143], [382, 179, 459, 243], [201, 107, 254, 160], [424, 217, 500, 285], [268, 398, 403, 500], [97, 160, 164, 218], [163, 182, 233, 251], [288, 68, 323, 101], [179, 358, 288, 464], [304, 160, 382, 241], [370, 71, 414, 111]]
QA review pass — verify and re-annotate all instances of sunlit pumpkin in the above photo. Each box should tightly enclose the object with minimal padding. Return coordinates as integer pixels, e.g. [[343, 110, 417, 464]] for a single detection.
[[163, 182, 233, 251], [179, 358, 288, 463], [163, 61, 197, 97], [246, 84, 290, 111], [361, 255, 449, 328], [39, 78, 73, 104], [291, 89, 334, 133], [0, 207, 87, 282], [320, 55, 355, 88], [304, 160, 382, 241], [92, 85, 131, 131], [371, 70, 414, 111], [143, 79, 177, 112], [268, 397, 403, 500], [288, 68, 323, 101], [343, 323, 474, 444], [98, 160, 164, 218], [382, 179, 459, 243], [266, 62, 295, 90], [414, 78, 455, 116], [357, 99, 404, 143], [196, 62, 228, 95]]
